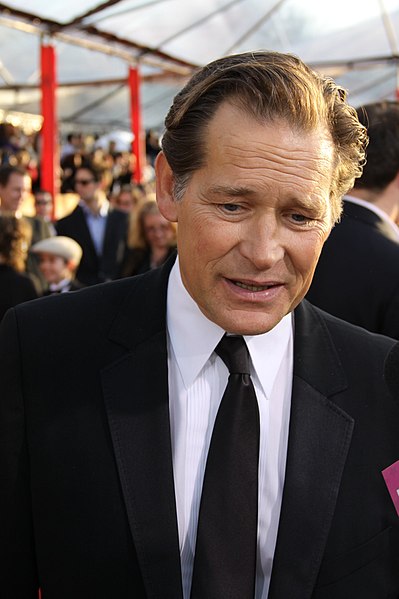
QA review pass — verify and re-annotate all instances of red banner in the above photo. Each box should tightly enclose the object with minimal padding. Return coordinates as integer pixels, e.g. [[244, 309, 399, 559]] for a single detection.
[[40, 43, 58, 215], [129, 66, 145, 184]]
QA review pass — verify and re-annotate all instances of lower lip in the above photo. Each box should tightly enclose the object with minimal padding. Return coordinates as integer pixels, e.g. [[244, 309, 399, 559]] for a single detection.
[[223, 278, 284, 302]]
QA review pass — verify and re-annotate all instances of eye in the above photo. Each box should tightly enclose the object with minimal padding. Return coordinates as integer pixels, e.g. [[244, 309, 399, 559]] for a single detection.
[[219, 203, 242, 213], [291, 213, 309, 222], [288, 212, 318, 226]]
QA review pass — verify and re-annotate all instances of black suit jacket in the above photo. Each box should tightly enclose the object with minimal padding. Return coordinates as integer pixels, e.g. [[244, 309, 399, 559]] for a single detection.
[[307, 199, 399, 338], [1, 257, 399, 598], [0, 264, 38, 321], [55, 204, 128, 285]]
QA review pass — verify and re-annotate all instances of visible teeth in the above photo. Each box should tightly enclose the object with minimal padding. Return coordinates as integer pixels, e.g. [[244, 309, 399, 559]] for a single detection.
[[235, 281, 271, 292]]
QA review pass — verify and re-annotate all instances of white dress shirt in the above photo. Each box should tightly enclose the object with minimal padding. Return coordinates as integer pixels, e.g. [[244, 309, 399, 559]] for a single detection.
[[79, 199, 109, 256], [167, 258, 293, 599]]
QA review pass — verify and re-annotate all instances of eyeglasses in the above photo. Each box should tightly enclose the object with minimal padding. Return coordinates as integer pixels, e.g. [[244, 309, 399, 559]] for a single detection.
[[75, 179, 95, 186], [35, 199, 52, 206]]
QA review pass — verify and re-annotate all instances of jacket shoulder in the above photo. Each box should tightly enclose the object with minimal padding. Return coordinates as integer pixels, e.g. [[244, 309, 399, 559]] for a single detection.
[[302, 300, 395, 357], [56, 205, 82, 228]]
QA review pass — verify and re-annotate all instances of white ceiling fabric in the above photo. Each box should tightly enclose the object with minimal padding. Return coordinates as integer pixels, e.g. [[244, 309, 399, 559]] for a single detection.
[[0, 0, 398, 131]]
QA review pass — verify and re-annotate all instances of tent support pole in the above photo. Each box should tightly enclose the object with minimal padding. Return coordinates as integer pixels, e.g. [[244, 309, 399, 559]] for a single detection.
[[129, 66, 145, 184], [40, 41, 58, 215]]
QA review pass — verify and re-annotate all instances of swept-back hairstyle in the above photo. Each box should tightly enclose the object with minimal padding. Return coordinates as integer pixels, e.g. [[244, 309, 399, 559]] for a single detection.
[[161, 51, 367, 223]]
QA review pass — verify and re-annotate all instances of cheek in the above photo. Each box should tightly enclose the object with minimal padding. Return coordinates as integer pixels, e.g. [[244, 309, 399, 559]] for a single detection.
[[288, 234, 326, 276]]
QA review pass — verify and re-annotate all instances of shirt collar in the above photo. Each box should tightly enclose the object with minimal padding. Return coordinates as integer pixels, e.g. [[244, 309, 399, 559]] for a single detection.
[[167, 257, 293, 397], [49, 278, 72, 292], [79, 198, 109, 218], [345, 194, 399, 240]]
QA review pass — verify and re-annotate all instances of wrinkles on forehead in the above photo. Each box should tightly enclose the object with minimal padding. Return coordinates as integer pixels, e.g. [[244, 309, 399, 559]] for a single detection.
[[224, 140, 334, 183]]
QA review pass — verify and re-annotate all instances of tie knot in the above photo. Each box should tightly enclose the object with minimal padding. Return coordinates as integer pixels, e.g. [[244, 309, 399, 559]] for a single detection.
[[214, 335, 251, 375]]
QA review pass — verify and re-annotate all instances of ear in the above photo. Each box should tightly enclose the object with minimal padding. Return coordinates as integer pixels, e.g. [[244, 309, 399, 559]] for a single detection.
[[155, 151, 179, 222], [66, 259, 77, 272]]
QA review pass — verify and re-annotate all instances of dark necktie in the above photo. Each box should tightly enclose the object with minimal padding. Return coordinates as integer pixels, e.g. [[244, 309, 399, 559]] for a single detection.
[[190, 335, 260, 599]]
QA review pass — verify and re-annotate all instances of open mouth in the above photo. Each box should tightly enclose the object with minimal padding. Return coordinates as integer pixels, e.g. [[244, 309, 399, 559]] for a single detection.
[[233, 281, 275, 292]]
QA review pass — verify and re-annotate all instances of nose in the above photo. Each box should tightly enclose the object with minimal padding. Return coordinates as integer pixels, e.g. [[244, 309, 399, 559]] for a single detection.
[[239, 214, 285, 270]]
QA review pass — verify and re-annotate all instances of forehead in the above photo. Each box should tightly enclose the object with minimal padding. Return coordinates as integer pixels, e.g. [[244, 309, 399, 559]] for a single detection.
[[117, 192, 132, 202], [4, 173, 24, 187], [200, 102, 335, 193], [35, 193, 52, 204], [143, 211, 165, 223], [76, 168, 94, 179]]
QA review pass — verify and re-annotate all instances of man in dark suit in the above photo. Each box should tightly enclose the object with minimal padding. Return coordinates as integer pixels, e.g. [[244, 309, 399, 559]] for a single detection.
[[1, 52, 398, 599], [56, 163, 128, 285], [307, 101, 399, 338]]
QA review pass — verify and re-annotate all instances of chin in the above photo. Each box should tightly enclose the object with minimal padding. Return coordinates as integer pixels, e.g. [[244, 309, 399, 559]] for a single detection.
[[217, 315, 282, 336]]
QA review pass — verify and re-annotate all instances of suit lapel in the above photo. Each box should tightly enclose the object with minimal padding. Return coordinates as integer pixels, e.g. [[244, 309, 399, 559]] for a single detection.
[[268, 301, 354, 599], [101, 257, 183, 599]]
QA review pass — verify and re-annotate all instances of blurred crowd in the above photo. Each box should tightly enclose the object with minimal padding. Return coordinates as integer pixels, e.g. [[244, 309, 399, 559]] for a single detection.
[[0, 122, 178, 321], [0, 122, 161, 193]]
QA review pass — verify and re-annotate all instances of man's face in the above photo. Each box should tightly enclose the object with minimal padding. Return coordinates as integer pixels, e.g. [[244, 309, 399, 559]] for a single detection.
[[157, 103, 335, 335], [74, 168, 99, 203], [112, 191, 134, 213], [35, 193, 53, 218], [0, 172, 26, 213]]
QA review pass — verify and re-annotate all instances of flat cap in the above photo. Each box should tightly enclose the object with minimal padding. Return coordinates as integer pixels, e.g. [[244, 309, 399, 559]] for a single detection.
[[31, 236, 82, 264]]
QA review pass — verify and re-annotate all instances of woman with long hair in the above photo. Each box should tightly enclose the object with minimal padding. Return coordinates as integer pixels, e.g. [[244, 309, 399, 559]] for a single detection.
[[0, 214, 38, 321], [120, 198, 177, 277]]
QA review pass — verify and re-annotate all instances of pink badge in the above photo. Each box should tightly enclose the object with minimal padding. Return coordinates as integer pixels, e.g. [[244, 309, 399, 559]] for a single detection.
[[382, 460, 399, 516]]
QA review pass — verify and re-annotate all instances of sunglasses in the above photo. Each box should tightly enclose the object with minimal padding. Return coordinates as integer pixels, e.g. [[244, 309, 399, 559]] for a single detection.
[[75, 179, 95, 186]]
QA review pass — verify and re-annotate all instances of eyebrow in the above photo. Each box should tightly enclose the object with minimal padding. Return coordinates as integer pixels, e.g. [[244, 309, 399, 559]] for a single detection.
[[208, 184, 329, 214], [208, 185, 256, 198]]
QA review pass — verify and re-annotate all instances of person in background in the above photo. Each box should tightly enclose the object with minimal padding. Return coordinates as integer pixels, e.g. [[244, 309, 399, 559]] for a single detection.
[[34, 189, 56, 235], [34, 189, 53, 221], [56, 163, 128, 285], [0, 213, 37, 321], [307, 101, 399, 337], [1, 51, 398, 599], [109, 184, 144, 214], [0, 165, 52, 293], [30, 236, 83, 295], [145, 129, 160, 166], [119, 198, 177, 277], [0, 164, 26, 215], [60, 133, 84, 161]]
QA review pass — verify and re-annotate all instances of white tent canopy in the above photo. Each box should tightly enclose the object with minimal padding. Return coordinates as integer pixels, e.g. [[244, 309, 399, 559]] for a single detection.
[[0, 0, 398, 132]]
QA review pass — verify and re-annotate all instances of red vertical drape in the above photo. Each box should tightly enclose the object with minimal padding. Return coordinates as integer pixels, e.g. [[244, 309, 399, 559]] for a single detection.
[[129, 66, 145, 184], [40, 42, 58, 216]]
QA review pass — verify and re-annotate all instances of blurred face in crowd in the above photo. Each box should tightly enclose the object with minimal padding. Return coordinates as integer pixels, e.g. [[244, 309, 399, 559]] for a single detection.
[[112, 190, 135, 213], [157, 102, 335, 335], [74, 168, 99, 204], [143, 212, 175, 251], [38, 252, 72, 285], [0, 172, 27, 214], [35, 192, 53, 219]]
